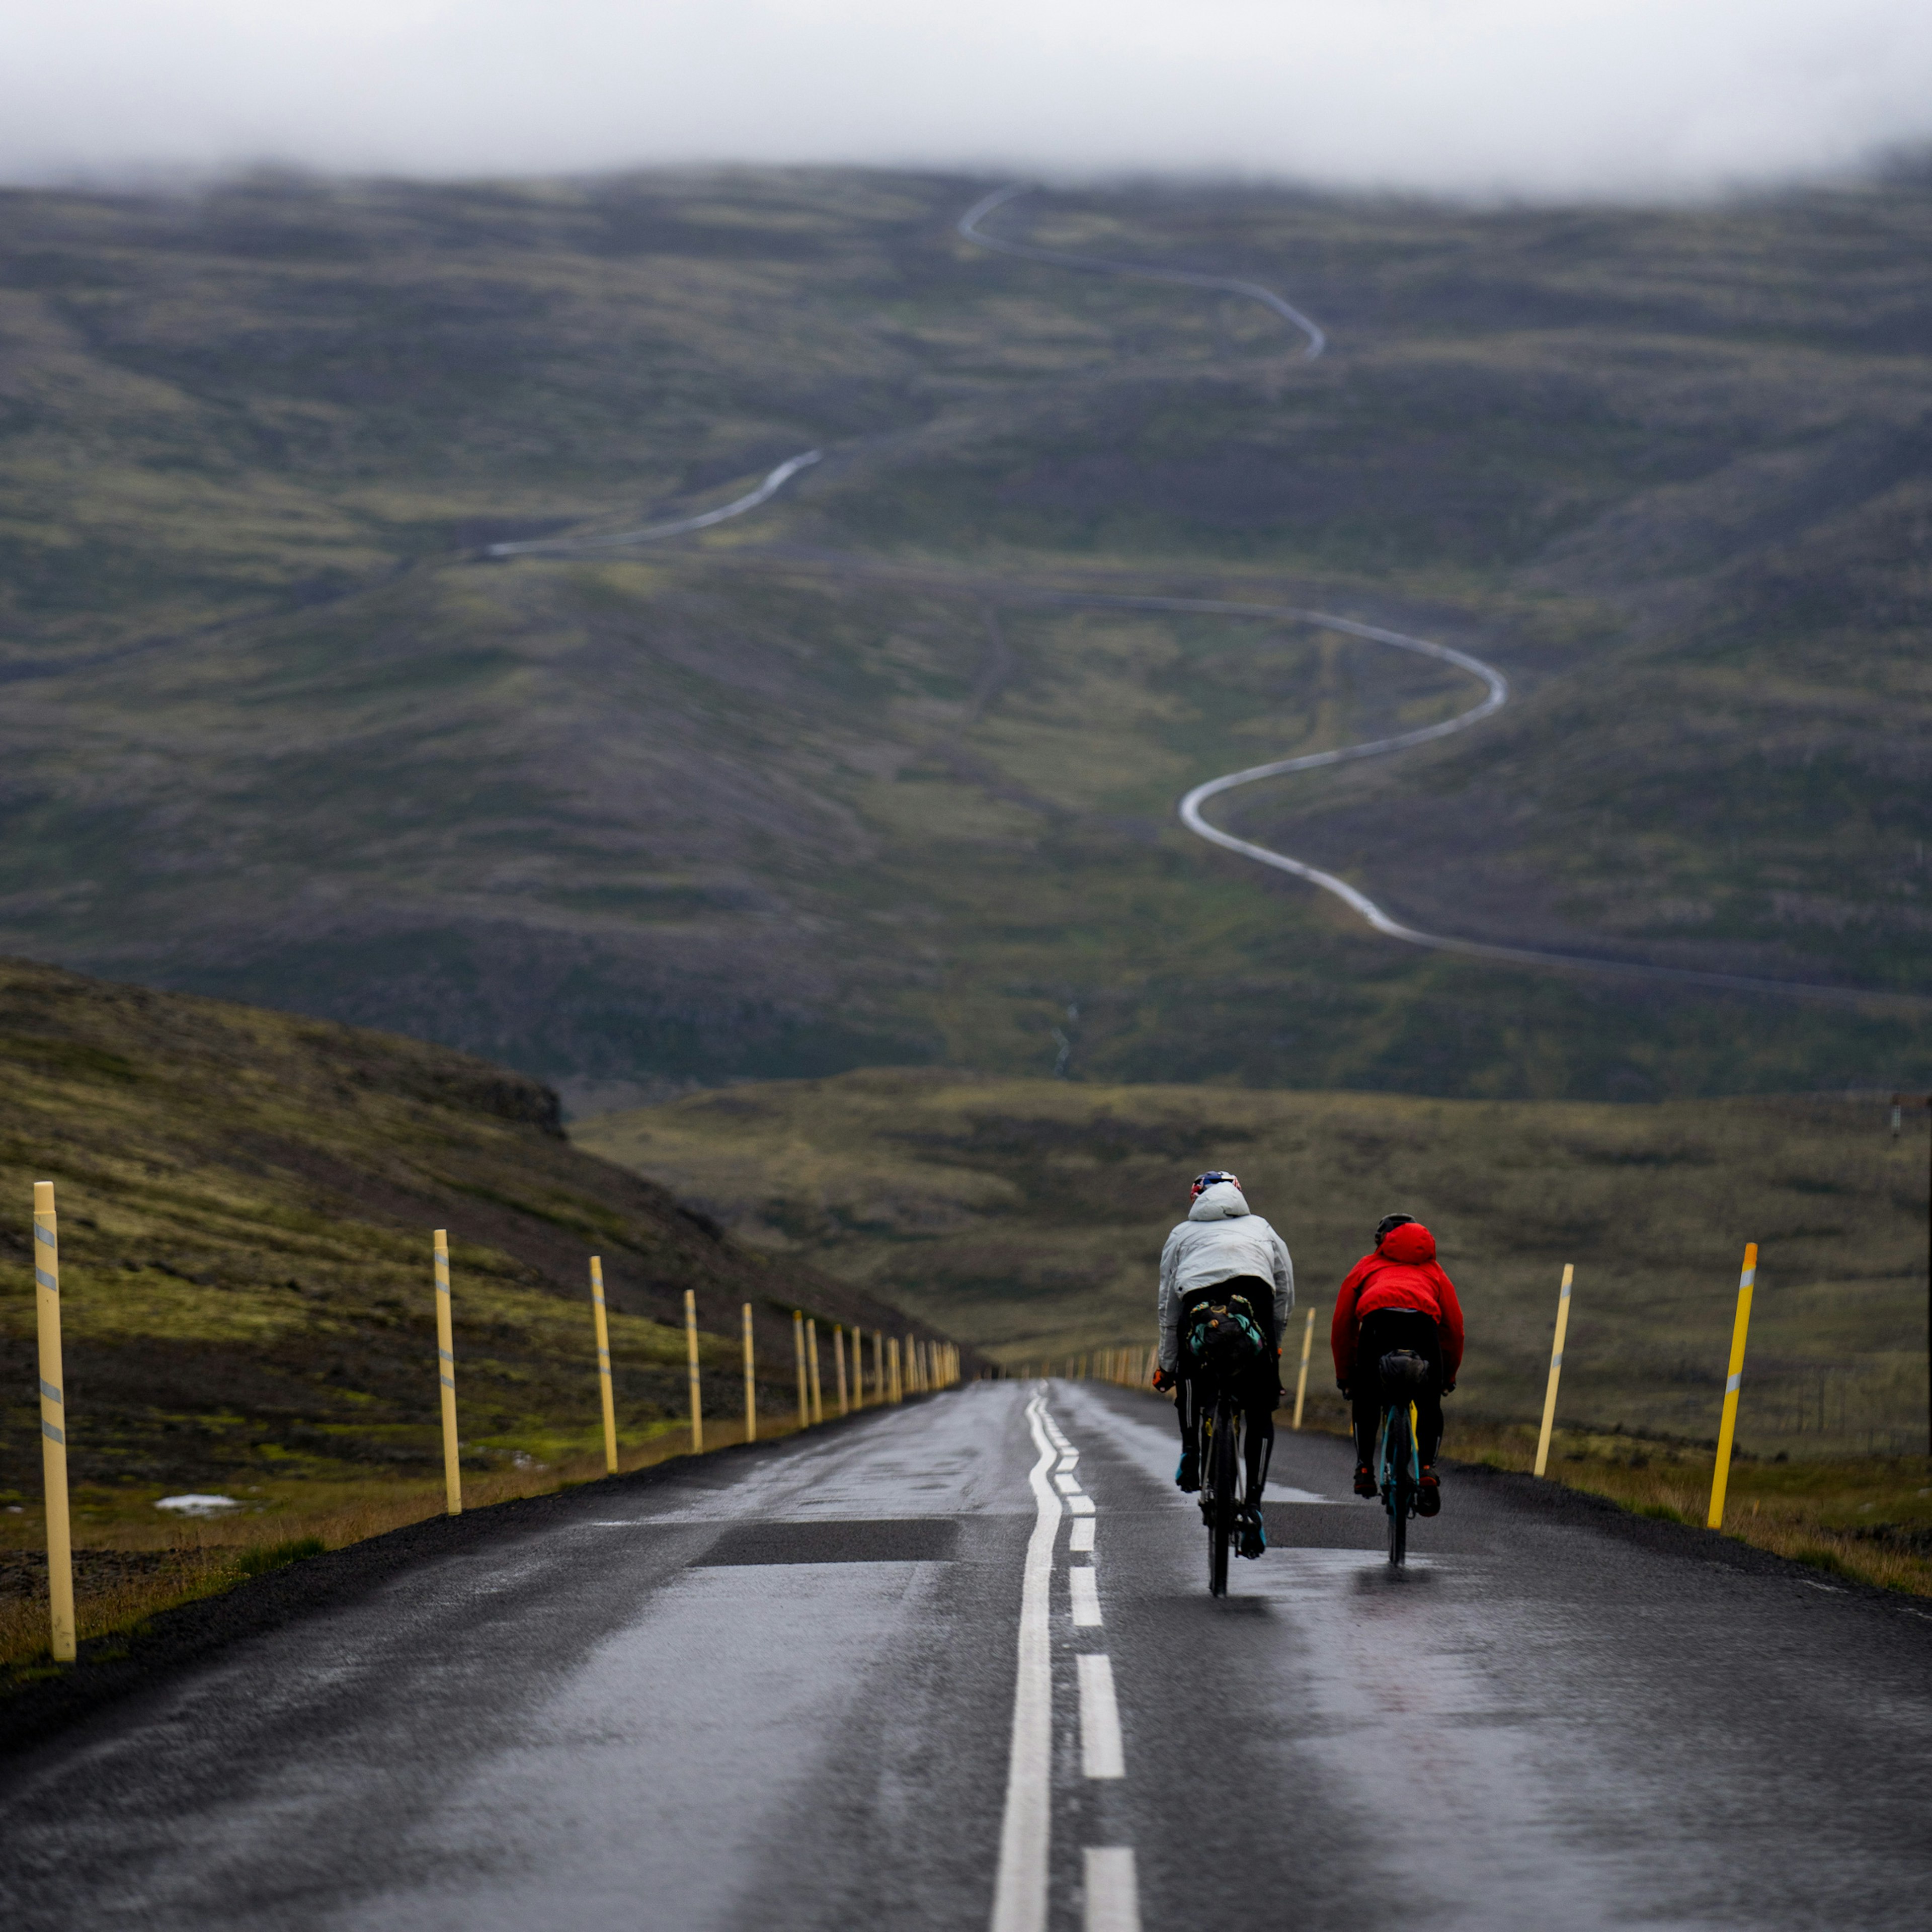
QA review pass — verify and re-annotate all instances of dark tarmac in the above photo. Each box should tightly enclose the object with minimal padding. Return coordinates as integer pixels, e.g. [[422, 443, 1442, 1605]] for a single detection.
[[1, 1380, 1928, 1929]]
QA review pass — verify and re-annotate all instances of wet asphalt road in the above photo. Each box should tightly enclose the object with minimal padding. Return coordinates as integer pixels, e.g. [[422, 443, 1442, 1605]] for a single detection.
[[2, 1380, 1929, 1930]]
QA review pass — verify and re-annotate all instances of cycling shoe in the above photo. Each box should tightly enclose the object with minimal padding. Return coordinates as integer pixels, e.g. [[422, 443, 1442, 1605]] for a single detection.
[[1237, 1511, 1267, 1560], [1352, 1464, 1377, 1498], [1417, 1467, 1441, 1516], [1175, 1450, 1199, 1493]]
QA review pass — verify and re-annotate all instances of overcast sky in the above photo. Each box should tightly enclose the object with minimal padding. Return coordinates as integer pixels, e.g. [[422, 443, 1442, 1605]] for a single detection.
[[7, 0, 1931, 200]]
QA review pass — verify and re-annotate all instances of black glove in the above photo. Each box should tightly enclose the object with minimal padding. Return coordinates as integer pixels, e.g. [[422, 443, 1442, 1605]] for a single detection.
[[1337, 1381, 1351, 1400], [1442, 1380, 1456, 1395], [1152, 1366, 1176, 1393]]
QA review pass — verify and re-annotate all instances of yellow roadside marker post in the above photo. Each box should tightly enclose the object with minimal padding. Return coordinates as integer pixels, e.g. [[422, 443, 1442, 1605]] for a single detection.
[[850, 1326, 865, 1408], [834, 1324, 850, 1416], [793, 1312, 809, 1428], [889, 1337, 903, 1404], [589, 1257, 618, 1475], [33, 1183, 74, 1662], [742, 1302, 757, 1443], [1533, 1265, 1576, 1478], [1707, 1244, 1758, 1530], [806, 1318, 824, 1424], [684, 1289, 704, 1453], [1292, 1308, 1315, 1428], [433, 1230, 462, 1515]]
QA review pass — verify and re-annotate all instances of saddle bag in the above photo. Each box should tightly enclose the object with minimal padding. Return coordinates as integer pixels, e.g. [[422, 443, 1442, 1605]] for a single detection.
[[1185, 1293, 1268, 1373], [1378, 1347, 1432, 1394]]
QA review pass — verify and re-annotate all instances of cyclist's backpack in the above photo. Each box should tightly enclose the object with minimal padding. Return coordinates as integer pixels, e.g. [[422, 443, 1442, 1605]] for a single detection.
[[1184, 1292, 1267, 1373]]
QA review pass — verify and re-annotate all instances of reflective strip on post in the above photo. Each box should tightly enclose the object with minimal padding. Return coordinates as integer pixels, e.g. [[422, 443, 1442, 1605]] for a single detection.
[[434, 1230, 461, 1516], [34, 1182, 74, 1662], [1707, 1244, 1757, 1530], [1533, 1264, 1575, 1478]]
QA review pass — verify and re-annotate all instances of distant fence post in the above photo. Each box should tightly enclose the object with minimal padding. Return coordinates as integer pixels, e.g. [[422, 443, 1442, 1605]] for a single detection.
[[889, 1337, 903, 1404], [1292, 1308, 1315, 1429], [33, 1182, 74, 1662], [589, 1256, 618, 1475], [873, 1329, 884, 1406], [849, 1326, 864, 1409], [433, 1230, 462, 1516], [834, 1324, 850, 1416], [743, 1302, 757, 1443], [806, 1318, 824, 1424], [1706, 1244, 1757, 1529], [1533, 1264, 1575, 1478], [684, 1289, 704, 1453], [794, 1312, 809, 1428]]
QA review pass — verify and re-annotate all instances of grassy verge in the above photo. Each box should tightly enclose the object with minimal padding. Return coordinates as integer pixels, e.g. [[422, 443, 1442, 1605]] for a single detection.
[[0, 1408, 827, 1680], [1441, 1417, 1932, 1597]]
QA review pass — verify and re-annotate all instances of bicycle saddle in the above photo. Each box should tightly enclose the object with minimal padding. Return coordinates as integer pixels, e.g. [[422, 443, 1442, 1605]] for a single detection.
[[1378, 1348, 1431, 1391]]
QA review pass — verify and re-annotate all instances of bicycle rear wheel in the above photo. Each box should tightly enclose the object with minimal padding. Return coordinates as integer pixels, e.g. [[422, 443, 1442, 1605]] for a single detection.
[[1384, 1406, 1411, 1567], [1207, 1399, 1239, 1596]]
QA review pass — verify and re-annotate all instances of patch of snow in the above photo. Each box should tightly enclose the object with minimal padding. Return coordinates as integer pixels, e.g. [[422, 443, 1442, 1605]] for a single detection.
[[155, 1493, 240, 1516]]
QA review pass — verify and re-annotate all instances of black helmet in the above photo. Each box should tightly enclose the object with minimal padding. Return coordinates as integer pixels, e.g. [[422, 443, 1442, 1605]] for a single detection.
[[1375, 1213, 1415, 1240]]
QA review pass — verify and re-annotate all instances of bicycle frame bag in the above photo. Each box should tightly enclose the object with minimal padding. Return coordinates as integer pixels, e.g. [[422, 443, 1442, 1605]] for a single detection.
[[1185, 1293, 1268, 1374], [1378, 1348, 1432, 1394]]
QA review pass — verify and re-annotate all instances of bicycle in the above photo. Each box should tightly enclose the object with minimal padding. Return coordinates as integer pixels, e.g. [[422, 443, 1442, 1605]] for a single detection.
[[1374, 1348, 1431, 1568]]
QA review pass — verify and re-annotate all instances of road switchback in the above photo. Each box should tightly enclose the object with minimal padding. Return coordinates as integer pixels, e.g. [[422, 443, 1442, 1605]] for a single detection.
[[1, 1382, 1927, 1929]]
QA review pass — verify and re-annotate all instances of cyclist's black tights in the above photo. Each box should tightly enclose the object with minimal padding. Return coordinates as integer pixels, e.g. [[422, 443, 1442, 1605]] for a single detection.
[[1351, 1309, 1443, 1469]]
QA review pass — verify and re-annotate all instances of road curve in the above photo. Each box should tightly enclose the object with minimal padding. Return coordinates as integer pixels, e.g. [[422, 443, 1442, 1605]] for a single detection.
[[957, 186, 1327, 360], [486, 449, 823, 558], [958, 189, 1926, 1008], [3, 1385, 1927, 1930]]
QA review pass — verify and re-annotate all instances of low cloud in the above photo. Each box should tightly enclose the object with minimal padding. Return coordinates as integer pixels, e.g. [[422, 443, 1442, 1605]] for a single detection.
[[6, 0, 1931, 200]]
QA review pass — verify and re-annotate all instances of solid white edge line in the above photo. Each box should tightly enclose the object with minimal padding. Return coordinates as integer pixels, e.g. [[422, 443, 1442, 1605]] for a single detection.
[[1070, 1566, 1102, 1627], [1084, 1848, 1142, 1932], [1077, 1654, 1125, 1779], [989, 1393, 1064, 1932]]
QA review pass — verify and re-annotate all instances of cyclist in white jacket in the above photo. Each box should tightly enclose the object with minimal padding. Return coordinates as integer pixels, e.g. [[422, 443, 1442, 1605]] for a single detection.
[[1154, 1172, 1293, 1554]]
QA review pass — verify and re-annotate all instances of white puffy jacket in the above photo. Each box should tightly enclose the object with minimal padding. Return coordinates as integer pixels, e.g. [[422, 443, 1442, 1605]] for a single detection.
[[1157, 1181, 1294, 1373]]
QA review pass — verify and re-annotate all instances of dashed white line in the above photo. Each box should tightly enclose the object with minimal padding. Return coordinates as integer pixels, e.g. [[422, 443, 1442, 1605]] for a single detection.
[[1070, 1518, 1096, 1553], [1070, 1565, 1102, 1627], [1067, 1494, 1095, 1517], [1083, 1847, 1142, 1932], [1055, 1472, 1083, 1495], [1058, 1452, 1080, 1471], [1077, 1654, 1125, 1779]]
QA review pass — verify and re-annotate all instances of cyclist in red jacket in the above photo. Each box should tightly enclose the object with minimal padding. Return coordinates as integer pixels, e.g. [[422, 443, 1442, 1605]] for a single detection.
[[1331, 1214, 1465, 1514]]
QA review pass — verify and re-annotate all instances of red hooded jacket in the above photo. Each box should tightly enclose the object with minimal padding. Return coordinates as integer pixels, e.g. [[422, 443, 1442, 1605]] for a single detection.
[[1330, 1222, 1465, 1385]]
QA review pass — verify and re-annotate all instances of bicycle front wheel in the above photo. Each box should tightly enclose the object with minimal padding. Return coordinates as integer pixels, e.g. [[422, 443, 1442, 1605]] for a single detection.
[[1208, 1402, 1239, 1597]]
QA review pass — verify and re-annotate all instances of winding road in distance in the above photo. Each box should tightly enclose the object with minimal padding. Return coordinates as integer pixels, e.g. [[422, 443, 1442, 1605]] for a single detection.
[[479, 184, 1919, 1008], [4, 1384, 1926, 1931]]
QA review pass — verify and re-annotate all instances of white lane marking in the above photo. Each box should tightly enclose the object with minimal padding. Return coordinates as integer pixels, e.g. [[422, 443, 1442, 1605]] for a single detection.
[[1067, 1495, 1096, 1516], [1270, 1486, 1347, 1505], [1070, 1565, 1102, 1627], [989, 1394, 1063, 1932], [1054, 1473, 1083, 1495], [592, 1521, 649, 1526], [1057, 1452, 1080, 1471], [1084, 1847, 1142, 1932], [487, 449, 822, 556], [1077, 1655, 1125, 1779], [1070, 1518, 1096, 1553]]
